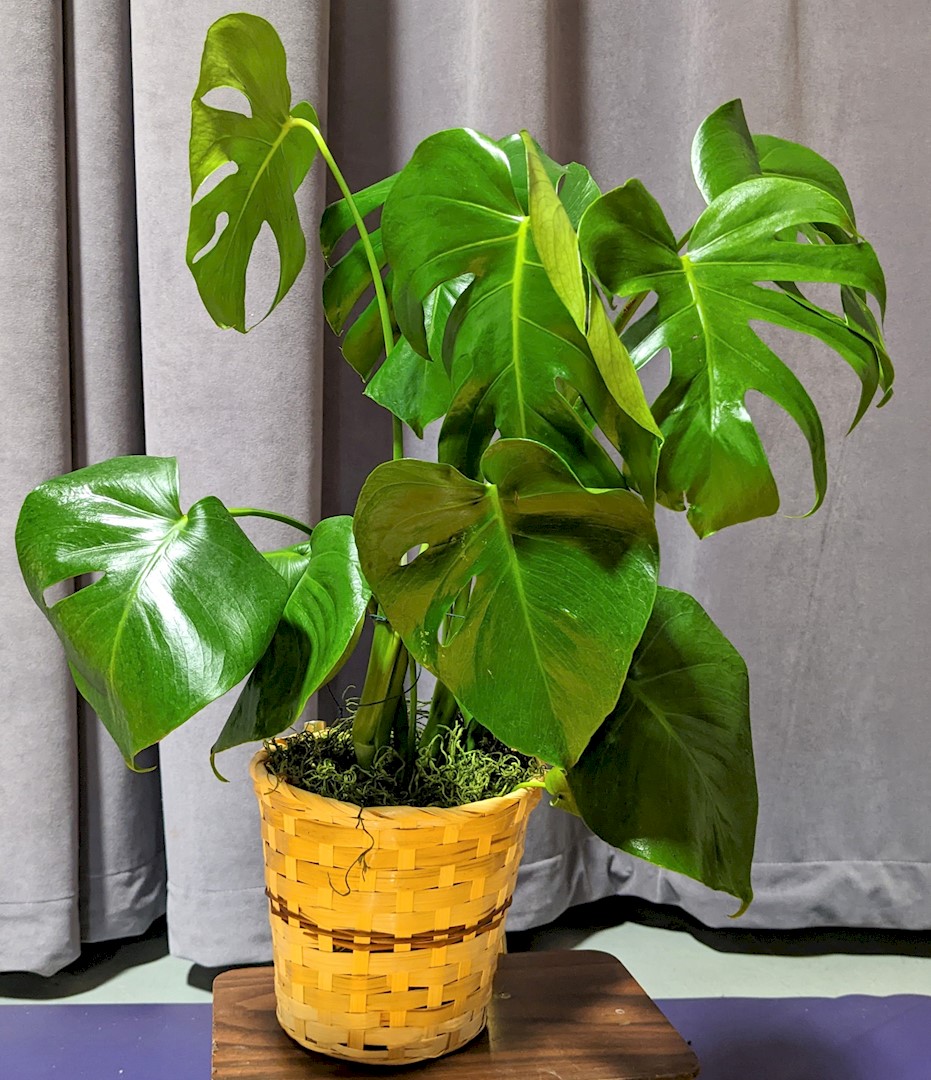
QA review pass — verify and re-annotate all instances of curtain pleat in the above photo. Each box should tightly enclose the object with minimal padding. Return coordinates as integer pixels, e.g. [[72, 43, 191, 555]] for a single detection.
[[2, 0, 930, 974], [0, 0, 81, 977], [66, 0, 164, 947]]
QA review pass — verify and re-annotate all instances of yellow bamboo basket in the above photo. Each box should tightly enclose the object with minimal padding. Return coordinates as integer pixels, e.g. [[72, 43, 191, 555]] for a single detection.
[[250, 750, 541, 1065]]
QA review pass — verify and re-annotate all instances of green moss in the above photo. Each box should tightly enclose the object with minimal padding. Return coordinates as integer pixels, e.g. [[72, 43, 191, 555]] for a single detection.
[[262, 719, 542, 809]]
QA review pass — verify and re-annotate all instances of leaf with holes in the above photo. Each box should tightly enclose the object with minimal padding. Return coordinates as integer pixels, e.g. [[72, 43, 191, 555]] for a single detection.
[[320, 174, 398, 378], [690, 100, 893, 419], [381, 128, 627, 487], [187, 13, 318, 332], [580, 170, 887, 536], [565, 587, 757, 910], [211, 517, 371, 761], [15, 457, 288, 765], [354, 438, 659, 767]]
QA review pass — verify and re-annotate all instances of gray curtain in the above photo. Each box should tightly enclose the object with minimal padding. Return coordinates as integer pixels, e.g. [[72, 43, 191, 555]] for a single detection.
[[2, 0, 929, 976]]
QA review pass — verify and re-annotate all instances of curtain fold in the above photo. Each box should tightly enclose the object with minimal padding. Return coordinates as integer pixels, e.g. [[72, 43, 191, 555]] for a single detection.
[[2, 0, 929, 975], [1, 0, 80, 978], [67, 0, 164, 948]]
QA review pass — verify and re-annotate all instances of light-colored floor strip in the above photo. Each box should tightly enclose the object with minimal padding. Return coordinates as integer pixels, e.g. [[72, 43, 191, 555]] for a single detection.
[[1, 919, 929, 1005], [571, 921, 931, 1000]]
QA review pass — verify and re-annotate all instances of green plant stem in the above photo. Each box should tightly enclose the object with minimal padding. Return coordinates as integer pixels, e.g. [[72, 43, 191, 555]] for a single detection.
[[293, 118, 405, 463], [290, 117, 394, 362], [227, 507, 314, 535], [353, 620, 408, 769], [612, 227, 693, 333], [292, 116, 412, 766], [422, 680, 458, 751]]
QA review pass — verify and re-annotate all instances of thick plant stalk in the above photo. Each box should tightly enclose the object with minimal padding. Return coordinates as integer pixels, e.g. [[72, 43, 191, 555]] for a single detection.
[[352, 620, 408, 769], [421, 680, 458, 752]]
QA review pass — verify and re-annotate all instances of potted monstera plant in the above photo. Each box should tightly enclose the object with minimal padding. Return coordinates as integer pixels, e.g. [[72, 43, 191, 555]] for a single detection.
[[15, 12, 893, 1066]]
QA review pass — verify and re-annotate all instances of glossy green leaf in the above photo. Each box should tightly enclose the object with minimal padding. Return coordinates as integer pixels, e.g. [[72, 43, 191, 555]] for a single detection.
[[320, 175, 398, 379], [212, 517, 371, 758], [364, 279, 469, 437], [691, 99, 762, 204], [520, 132, 587, 326], [263, 541, 313, 595], [320, 174, 398, 259], [187, 13, 318, 333], [15, 457, 289, 765], [580, 175, 886, 535], [692, 107, 892, 416], [566, 587, 757, 910], [521, 132, 662, 503], [496, 134, 601, 227], [751, 136, 894, 411], [381, 128, 628, 487], [753, 134, 855, 221], [354, 438, 659, 767]]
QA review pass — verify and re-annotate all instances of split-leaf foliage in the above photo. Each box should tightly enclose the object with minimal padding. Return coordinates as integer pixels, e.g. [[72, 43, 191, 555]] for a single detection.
[[15, 19, 895, 911]]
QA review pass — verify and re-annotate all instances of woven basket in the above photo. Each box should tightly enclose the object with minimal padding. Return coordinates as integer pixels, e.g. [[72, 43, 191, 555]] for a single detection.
[[250, 750, 541, 1065]]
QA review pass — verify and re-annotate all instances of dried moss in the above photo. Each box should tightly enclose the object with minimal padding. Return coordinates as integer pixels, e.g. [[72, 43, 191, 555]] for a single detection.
[[262, 719, 542, 809]]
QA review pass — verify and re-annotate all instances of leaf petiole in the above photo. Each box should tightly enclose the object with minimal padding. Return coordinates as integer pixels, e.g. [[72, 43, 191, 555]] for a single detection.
[[228, 507, 314, 536], [289, 116, 405, 461]]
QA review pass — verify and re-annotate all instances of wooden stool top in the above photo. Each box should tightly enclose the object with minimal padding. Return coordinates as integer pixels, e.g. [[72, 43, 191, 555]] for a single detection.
[[212, 949, 699, 1079]]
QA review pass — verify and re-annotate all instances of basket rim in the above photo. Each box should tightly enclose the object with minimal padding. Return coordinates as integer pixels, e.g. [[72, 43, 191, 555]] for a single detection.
[[249, 747, 542, 824]]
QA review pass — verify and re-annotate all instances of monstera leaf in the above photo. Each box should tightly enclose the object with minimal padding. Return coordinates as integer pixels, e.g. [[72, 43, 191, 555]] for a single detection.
[[211, 517, 371, 761], [320, 175, 398, 378], [580, 167, 887, 536], [692, 99, 893, 417], [263, 541, 313, 595], [364, 278, 470, 436], [187, 13, 318, 332], [381, 128, 631, 487], [353, 439, 659, 767], [565, 587, 757, 910], [521, 132, 663, 503], [15, 457, 288, 765]]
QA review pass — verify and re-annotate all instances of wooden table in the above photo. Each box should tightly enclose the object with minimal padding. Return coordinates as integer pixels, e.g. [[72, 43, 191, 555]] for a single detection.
[[212, 949, 700, 1079]]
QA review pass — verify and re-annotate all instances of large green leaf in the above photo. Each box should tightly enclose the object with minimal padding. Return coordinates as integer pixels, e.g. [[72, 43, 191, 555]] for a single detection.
[[691, 102, 893, 416], [354, 439, 659, 767], [187, 13, 318, 332], [521, 132, 662, 504], [211, 516, 371, 760], [580, 173, 887, 536], [364, 278, 469, 437], [691, 99, 762, 204], [566, 587, 757, 910], [263, 541, 313, 595], [15, 457, 289, 765], [320, 175, 398, 379], [381, 128, 628, 487]]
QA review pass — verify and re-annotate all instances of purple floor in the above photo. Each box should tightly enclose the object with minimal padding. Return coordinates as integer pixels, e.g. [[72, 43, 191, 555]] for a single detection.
[[1, 996, 929, 1079]]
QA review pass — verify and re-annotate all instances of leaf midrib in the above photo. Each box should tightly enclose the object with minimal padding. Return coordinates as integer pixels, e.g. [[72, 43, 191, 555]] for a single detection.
[[626, 680, 721, 815], [225, 118, 292, 250], [511, 218, 531, 435], [680, 255, 721, 442], [486, 483, 559, 736], [105, 515, 189, 697]]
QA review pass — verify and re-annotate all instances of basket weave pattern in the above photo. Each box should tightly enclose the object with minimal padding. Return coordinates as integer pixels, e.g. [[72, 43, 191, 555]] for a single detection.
[[250, 752, 540, 1065]]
